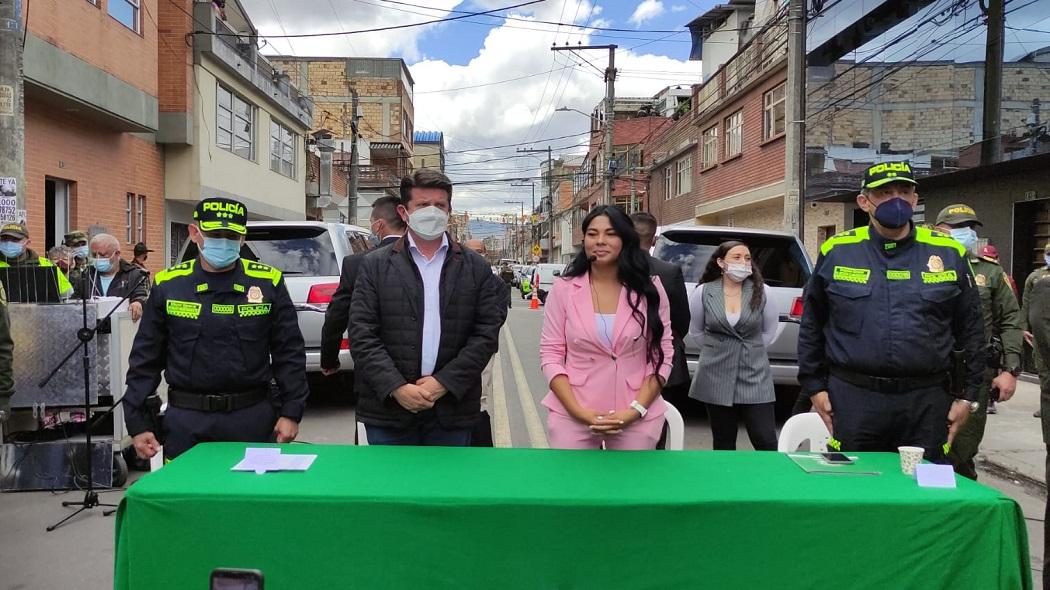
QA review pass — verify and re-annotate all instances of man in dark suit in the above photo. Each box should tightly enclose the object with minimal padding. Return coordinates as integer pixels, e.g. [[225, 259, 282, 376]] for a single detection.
[[320, 196, 405, 376], [631, 212, 691, 403]]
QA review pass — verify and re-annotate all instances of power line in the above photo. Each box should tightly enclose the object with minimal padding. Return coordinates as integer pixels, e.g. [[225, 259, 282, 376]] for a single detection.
[[196, 0, 547, 38]]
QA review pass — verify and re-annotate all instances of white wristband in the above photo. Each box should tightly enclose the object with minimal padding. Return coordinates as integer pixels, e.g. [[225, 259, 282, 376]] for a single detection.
[[629, 400, 647, 418]]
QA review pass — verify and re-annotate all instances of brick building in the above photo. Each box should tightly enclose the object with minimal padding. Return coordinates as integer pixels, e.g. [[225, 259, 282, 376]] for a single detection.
[[269, 56, 415, 224], [158, 0, 313, 263], [22, 0, 165, 268]]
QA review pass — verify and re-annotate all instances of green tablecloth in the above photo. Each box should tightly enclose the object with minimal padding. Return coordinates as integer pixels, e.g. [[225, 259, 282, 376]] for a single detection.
[[114, 443, 1031, 590]]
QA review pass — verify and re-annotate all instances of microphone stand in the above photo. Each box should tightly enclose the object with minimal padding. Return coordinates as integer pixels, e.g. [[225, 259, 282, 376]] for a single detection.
[[41, 269, 148, 532]]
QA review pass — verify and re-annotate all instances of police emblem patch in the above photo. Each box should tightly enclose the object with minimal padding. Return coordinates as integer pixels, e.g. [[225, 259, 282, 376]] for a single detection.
[[975, 274, 987, 287], [247, 285, 264, 304], [928, 255, 944, 273]]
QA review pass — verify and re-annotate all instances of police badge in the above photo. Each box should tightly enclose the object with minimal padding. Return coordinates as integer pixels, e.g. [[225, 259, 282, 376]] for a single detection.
[[247, 285, 264, 303], [975, 274, 987, 287], [927, 255, 944, 273]]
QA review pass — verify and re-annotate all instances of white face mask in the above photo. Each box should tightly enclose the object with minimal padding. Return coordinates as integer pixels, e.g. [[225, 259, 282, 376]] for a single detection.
[[407, 206, 449, 240], [723, 262, 752, 282]]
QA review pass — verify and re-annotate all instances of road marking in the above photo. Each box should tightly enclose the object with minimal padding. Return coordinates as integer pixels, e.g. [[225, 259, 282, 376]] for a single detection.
[[489, 351, 513, 448], [502, 323, 549, 449]]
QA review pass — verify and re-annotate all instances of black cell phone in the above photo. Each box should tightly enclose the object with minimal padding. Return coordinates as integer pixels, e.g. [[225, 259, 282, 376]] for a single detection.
[[211, 568, 263, 590], [820, 452, 854, 464]]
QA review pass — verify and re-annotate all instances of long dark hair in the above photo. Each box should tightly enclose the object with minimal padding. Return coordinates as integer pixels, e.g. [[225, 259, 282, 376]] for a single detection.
[[698, 240, 765, 311], [563, 205, 665, 371]]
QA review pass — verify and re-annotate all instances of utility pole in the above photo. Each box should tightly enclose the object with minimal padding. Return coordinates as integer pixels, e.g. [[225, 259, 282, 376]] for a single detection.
[[552, 44, 616, 205], [505, 200, 525, 261], [518, 147, 553, 260], [981, 0, 1005, 166], [1, 0, 25, 211], [782, 0, 806, 239], [348, 89, 360, 224]]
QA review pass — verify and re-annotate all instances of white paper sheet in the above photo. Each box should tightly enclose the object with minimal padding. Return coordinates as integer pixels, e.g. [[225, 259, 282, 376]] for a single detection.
[[915, 463, 957, 488], [231, 448, 316, 474]]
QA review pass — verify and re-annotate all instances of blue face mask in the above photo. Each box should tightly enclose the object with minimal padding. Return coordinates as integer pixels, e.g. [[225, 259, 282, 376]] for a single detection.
[[871, 198, 913, 229], [93, 256, 113, 273], [73, 245, 89, 259], [0, 241, 24, 259], [201, 237, 242, 269], [949, 227, 978, 252]]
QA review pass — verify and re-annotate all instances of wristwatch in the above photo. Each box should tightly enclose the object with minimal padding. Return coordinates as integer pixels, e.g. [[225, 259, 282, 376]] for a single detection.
[[629, 400, 648, 418], [954, 398, 980, 414]]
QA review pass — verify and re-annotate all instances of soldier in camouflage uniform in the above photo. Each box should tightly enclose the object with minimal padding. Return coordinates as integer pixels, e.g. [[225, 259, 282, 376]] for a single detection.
[[63, 230, 91, 287], [935, 204, 1022, 480]]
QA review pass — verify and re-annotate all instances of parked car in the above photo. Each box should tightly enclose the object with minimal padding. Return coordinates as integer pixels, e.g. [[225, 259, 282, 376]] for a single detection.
[[652, 225, 812, 416], [532, 263, 566, 304], [180, 220, 371, 379]]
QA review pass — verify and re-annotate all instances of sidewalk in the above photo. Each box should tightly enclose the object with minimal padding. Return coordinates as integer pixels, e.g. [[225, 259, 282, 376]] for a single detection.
[[980, 376, 1046, 486]]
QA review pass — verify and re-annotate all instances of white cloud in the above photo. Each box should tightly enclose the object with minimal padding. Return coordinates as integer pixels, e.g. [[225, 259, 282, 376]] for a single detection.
[[628, 0, 665, 26], [243, 0, 698, 215]]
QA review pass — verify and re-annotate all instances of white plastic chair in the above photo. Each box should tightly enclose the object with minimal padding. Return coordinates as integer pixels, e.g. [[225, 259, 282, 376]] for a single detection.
[[356, 421, 369, 446], [777, 412, 831, 453], [662, 401, 685, 451]]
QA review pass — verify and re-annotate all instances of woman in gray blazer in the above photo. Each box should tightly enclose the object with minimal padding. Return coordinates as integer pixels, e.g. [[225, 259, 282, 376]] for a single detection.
[[688, 241, 778, 450]]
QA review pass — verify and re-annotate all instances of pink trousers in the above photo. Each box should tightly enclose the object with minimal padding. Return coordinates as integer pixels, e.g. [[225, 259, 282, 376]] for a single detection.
[[547, 412, 662, 450]]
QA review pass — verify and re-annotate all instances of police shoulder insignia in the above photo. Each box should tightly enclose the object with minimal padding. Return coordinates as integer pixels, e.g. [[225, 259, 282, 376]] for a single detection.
[[927, 255, 944, 273], [247, 285, 264, 304], [975, 274, 987, 287]]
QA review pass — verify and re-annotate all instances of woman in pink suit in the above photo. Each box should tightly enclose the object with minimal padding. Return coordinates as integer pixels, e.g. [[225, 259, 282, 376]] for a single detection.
[[540, 205, 674, 450]]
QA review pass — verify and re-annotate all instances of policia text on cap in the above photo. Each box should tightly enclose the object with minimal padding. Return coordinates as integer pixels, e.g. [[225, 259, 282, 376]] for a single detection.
[[122, 197, 309, 460], [797, 162, 986, 463]]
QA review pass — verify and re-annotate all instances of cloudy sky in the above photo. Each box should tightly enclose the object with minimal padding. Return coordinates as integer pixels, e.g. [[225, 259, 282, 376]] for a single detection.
[[240, 0, 705, 218]]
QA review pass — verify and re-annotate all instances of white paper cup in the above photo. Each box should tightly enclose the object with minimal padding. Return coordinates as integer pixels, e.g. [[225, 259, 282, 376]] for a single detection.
[[898, 446, 924, 475]]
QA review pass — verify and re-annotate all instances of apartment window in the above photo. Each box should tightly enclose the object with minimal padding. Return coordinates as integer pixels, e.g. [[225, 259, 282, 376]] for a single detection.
[[675, 156, 692, 196], [764, 83, 786, 140], [269, 120, 297, 178], [217, 85, 254, 160], [108, 0, 140, 33], [725, 111, 743, 158], [702, 125, 719, 169], [127, 194, 146, 243], [664, 167, 673, 200], [126, 194, 134, 243]]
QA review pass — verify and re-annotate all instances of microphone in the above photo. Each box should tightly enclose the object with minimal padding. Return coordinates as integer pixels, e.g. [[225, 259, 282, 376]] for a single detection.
[[587, 254, 598, 263]]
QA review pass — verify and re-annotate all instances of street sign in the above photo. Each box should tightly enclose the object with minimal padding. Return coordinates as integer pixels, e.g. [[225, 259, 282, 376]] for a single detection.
[[531, 244, 542, 256]]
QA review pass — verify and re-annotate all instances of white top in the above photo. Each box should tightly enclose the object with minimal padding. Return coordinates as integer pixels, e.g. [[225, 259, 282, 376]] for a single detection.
[[407, 232, 450, 376], [99, 274, 115, 296], [595, 313, 616, 349], [688, 282, 779, 347]]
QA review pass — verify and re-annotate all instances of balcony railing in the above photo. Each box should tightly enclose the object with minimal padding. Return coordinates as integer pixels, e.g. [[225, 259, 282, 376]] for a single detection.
[[357, 165, 401, 187], [694, 20, 788, 119]]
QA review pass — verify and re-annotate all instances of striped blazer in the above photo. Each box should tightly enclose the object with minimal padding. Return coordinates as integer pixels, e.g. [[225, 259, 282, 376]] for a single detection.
[[687, 280, 776, 406]]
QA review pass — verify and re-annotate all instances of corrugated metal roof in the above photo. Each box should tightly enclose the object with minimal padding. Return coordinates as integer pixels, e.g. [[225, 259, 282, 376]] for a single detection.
[[414, 131, 443, 144]]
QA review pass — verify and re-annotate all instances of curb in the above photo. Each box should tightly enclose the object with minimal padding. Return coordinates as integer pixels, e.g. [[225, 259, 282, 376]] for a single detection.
[[980, 457, 1047, 497]]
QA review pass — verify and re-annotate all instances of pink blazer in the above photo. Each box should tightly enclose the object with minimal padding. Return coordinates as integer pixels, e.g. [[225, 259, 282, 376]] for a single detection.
[[539, 273, 674, 423]]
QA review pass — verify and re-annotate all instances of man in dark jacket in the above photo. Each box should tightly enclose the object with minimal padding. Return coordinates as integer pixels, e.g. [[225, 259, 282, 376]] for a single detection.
[[75, 233, 149, 321], [631, 212, 691, 401], [350, 169, 509, 445], [320, 196, 405, 376]]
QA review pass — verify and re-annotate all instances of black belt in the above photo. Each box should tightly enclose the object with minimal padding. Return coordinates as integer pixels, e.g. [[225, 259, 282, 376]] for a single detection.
[[168, 387, 268, 412], [830, 366, 947, 394]]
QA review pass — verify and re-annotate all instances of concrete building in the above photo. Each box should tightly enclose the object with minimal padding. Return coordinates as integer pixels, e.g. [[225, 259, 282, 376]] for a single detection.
[[22, 0, 165, 265], [158, 0, 313, 263], [549, 156, 583, 263], [268, 56, 415, 225], [413, 131, 445, 172]]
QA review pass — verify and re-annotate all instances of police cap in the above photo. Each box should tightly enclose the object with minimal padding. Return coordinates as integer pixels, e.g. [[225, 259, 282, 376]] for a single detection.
[[193, 197, 248, 235], [861, 161, 918, 190], [935, 204, 982, 227], [0, 223, 28, 240]]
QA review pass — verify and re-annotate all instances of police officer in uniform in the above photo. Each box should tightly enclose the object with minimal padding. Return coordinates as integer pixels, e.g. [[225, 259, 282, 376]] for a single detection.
[[934, 204, 1022, 479], [123, 197, 308, 460], [798, 162, 985, 462], [1019, 243, 1050, 590]]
